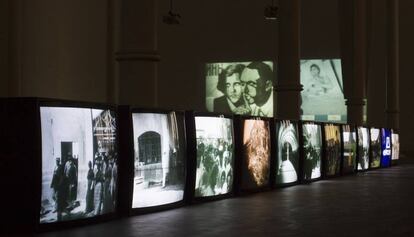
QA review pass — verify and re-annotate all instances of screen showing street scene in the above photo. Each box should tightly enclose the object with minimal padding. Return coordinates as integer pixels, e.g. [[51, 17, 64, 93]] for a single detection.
[[357, 127, 370, 171], [380, 128, 391, 167], [241, 119, 271, 190], [276, 120, 299, 185], [205, 61, 274, 117], [131, 112, 186, 209], [342, 125, 357, 174], [40, 107, 118, 224], [302, 123, 322, 180], [324, 124, 342, 177], [370, 128, 381, 168], [300, 59, 346, 122], [195, 116, 234, 197]]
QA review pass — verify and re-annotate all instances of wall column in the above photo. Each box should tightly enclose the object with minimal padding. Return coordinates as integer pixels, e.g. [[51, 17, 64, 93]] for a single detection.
[[385, 0, 399, 131], [114, 0, 159, 106], [340, 0, 367, 126], [276, 0, 302, 120]]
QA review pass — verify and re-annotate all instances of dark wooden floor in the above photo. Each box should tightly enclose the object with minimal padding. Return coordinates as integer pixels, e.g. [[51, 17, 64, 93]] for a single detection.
[[30, 162, 414, 237]]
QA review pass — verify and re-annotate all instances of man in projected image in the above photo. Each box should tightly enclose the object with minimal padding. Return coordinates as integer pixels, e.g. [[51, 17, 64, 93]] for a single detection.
[[240, 61, 274, 117], [214, 64, 249, 114]]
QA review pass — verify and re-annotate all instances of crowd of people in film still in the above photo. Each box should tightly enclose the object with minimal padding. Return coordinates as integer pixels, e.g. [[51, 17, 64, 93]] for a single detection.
[[196, 138, 234, 197], [47, 151, 118, 222]]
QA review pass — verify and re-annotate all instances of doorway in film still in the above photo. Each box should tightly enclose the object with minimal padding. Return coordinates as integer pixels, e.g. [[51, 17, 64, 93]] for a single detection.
[[276, 121, 299, 185], [131, 112, 186, 209], [40, 107, 118, 223]]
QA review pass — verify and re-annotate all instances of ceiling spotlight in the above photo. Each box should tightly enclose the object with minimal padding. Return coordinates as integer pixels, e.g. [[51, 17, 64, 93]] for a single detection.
[[264, 0, 278, 21], [163, 0, 181, 25]]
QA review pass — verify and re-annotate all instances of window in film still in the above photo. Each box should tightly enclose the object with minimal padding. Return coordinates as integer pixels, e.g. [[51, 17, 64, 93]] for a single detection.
[[241, 119, 271, 190], [40, 107, 118, 224], [195, 116, 234, 197], [357, 127, 370, 171], [205, 61, 274, 117], [381, 128, 391, 167], [302, 124, 322, 180], [392, 132, 400, 161], [300, 59, 346, 122], [324, 124, 342, 177], [131, 112, 186, 209], [370, 128, 381, 168], [276, 120, 300, 185], [342, 125, 357, 173]]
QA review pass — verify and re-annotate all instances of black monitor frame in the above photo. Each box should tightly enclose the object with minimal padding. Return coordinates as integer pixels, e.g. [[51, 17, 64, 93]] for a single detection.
[[233, 115, 274, 194], [184, 111, 236, 203], [274, 119, 301, 188], [118, 107, 187, 216]]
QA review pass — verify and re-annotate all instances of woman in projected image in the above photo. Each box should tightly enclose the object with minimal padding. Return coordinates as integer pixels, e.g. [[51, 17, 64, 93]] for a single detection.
[[214, 64, 251, 115], [306, 64, 334, 96]]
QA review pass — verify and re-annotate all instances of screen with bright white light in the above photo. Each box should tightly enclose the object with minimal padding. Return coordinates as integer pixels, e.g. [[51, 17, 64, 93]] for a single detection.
[[300, 59, 346, 123], [195, 116, 234, 197], [131, 112, 186, 209], [302, 123, 322, 180], [205, 61, 274, 117], [324, 124, 342, 177], [342, 125, 357, 174], [370, 128, 381, 168], [40, 107, 118, 224], [380, 128, 392, 167], [240, 119, 271, 190], [357, 127, 370, 171], [392, 131, 399, 161], [276, 120, 299, 185]]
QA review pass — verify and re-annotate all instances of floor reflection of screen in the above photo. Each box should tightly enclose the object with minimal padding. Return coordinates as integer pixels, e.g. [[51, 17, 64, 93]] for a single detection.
[[300, 59, 346, 122], [342, 125, 356, 173], [370, 128, 381, 168], [324, 124, 342, 176], [195, 117, 234, 197], [40, 107, 118, 224], [302, 123, 322, 180], [392, 132, 400, 161], [357, 127, 370, 171], [241, 119, 271, 190], [131, 112, 186, 209], [276, 120, 299, 185], [205, 61, 274, 117], [381, 128, 391, 167]]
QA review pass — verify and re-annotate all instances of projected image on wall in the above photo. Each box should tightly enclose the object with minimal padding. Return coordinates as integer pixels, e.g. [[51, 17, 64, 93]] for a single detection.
[[302, 123, 322, 180], [392, 131, 400, 161], [40, 107, 118, 224], [370, 128, 381, 168], [300, 59, 346, 122], [241, 119, 271, 190], [324, 124, 342, 176], [205, 61, 274, 117], [357, 127, 370, 171], [342, 125, 356, 174], [381, 128, 391, 167], [131, 112, 186, 209], [195, 117, 234, 197], [276, 120, 299, 185]]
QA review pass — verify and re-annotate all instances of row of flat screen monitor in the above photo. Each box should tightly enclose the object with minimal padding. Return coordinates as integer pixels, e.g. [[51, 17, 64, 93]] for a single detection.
[[37, 105, 399, 228]]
